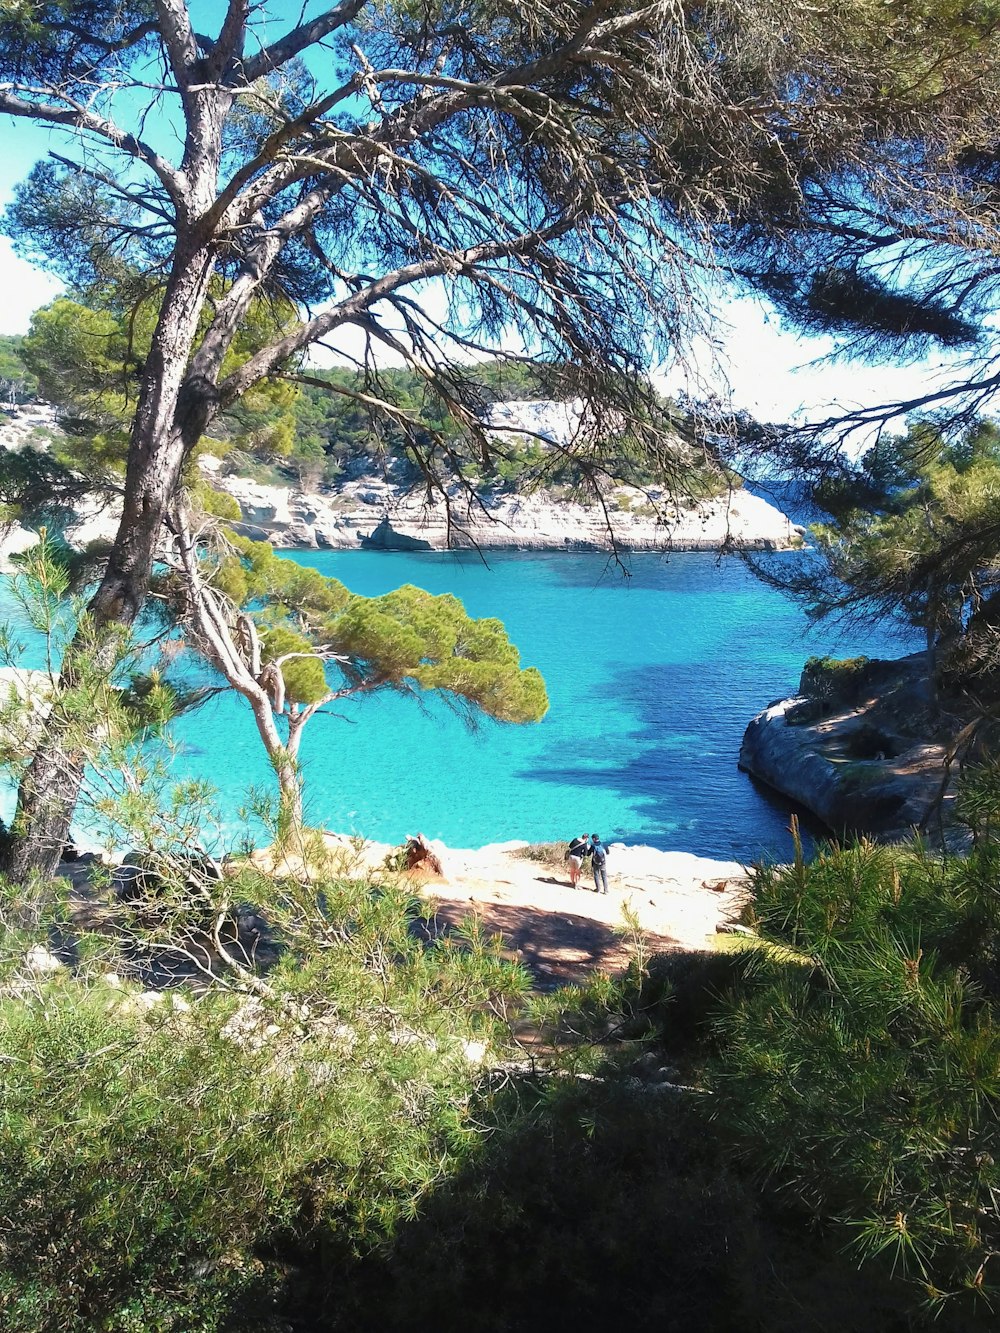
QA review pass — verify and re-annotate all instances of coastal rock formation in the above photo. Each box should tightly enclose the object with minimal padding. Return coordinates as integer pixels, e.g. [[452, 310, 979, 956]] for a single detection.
[[0, 666, 57, 755], [739, 656, 953, 842], [360, 516, 434, 551], [0, 400, 803, 556], [1, 495, 124, 569], [216, 471, 802, 553], [11, 469, 800, 555]]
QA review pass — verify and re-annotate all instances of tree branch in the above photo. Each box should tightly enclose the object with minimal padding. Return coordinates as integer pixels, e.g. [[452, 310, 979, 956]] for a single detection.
[[0, 90, 183, 200], [241, 0, 369, 82]]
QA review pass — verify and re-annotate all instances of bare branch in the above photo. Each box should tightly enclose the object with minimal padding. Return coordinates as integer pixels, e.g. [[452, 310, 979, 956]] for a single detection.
[[0, 90, 183, 200], [241, 1, 369, 82]]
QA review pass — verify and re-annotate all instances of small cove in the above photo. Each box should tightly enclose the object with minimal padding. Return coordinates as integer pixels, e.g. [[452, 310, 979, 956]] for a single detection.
[[0, 548, 916, 862], [0, 546, 922, 858]]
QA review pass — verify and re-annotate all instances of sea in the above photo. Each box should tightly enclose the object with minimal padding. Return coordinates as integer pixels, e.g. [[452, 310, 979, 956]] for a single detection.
[[0, 543, 917, 863]]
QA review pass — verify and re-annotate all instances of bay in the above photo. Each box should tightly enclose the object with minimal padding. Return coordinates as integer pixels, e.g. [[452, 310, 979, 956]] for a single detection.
[[1, 549, 917, 861], [178, 549, 914, 861]]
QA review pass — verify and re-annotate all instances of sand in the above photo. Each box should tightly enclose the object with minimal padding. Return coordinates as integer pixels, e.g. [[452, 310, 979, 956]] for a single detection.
[[277, 835, 752, 986], [60, 833, 751, 990]]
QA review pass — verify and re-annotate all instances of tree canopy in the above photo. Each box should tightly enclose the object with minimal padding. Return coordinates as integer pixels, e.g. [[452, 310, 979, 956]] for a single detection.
[[173, 523, 548, 830], [754, 420, 1000, 704], [725, 3, 1000, 446]]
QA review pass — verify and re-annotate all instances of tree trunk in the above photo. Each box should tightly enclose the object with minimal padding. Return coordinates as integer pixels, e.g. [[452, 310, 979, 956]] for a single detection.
[[276, 759, 305, 839], [0, 246, 217, 882], [249, 694, 304, 841], [925, 617, 939, 714]]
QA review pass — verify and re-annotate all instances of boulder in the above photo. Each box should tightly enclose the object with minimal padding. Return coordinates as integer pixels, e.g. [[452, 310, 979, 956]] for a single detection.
[[361, 515, 434, 551], [24, 945, 65, 974]]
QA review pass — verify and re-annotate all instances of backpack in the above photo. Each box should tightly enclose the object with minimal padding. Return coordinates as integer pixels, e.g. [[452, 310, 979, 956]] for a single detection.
[[591, 842, 606, 866]]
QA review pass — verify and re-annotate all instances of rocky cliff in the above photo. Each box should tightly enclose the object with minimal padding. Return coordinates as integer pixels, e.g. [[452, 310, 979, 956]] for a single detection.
[[208, 464, 802, 553], [739, 655, 955, 843], [0, 398, 803, 559]]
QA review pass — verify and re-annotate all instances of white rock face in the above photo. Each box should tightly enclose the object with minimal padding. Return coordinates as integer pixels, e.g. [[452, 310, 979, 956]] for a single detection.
[[62, 494, 123, 548], [0, 666, 56, 712], [483, 397, 588, 442], [211, 471, 800, 553], [0, 398, 803, 557], [0, 402, 60, 451]]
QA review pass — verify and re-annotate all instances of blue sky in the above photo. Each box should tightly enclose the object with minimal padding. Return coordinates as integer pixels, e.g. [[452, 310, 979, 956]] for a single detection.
[[0, 71, 963, 429]]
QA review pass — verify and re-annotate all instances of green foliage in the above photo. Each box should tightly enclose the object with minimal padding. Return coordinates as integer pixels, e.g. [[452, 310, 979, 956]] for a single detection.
[[0, 859, 532, 1333], [0, 332, 36, 402], [799, 655, 873, 704], [258, 623, 328, 705], [278, 362, 700, 494], [16, 286, 710, 501], [189, 475, 241, 522], [211, 534, 548, 724], [329, 585, 548, 722], [0, 535, 208, 850], [776, 419, 1000, 698], [0, 990, 294, 1331], [19, 290, 303, 484], [711, 824, 1000, 1313], [0, 445, 87, 528], [956, 758, 1000, 845], [326, 1084, 773, 1333]]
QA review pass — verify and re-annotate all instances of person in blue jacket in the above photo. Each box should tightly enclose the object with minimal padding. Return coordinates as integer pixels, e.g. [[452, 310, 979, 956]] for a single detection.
[[589, 834, 608, 894]]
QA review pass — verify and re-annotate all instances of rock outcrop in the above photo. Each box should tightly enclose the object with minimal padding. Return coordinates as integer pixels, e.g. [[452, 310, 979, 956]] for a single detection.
[[360, 516, 434, 551], [739, 655, 954, 842], [0, 398, 804, 556], [216, 472, 802, 553]]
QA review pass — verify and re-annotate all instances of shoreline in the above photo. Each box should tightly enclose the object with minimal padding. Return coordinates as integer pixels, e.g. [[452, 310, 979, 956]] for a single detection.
[[255, 833, 752, 962], [44, 830, 754, 987], [217, 471, 804, 555], [0, 397, 804, 564]]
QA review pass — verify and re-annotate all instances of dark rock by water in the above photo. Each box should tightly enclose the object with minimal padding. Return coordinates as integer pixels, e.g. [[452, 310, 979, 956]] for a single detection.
[[360, 515, 434, 551], [739, 654, 957, 843]]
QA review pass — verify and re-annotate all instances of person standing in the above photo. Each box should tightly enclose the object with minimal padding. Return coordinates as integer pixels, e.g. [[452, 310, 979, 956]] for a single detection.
[[566, 834, 588, 888], [590, 834, 608, 894]]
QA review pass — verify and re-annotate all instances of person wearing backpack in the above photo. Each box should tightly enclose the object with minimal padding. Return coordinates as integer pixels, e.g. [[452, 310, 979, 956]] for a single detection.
[[566, 834, 588, 888], [589, 834, 608, 894]]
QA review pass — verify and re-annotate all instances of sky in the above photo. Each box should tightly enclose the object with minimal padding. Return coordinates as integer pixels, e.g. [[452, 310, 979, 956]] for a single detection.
[[0, 72, 968, 432]]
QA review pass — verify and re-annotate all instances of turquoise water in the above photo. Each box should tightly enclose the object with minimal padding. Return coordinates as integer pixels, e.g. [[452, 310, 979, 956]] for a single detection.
[[1, 551, 916, 860]]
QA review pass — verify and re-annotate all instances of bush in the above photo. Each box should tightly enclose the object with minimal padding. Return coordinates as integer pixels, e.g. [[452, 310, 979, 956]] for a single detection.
[[711, 837, 1000, 1317], [0, 868, 531, 1332], [319, 1080, 920, 1333], [799, 655, 873, 705]]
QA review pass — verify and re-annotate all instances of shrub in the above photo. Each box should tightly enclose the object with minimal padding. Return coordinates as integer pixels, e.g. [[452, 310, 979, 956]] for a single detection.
[[0, 867, 531, 1332], [711, 836, 1000, 1316], [799, 655, 873, 705]]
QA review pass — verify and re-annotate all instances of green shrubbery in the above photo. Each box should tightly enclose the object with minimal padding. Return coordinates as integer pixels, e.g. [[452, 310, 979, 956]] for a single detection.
[[0, 862, 531, 1332], [8, 825, 1000, 1328], [799, 654, 874, 704], [710, 827, 1000, 1316]]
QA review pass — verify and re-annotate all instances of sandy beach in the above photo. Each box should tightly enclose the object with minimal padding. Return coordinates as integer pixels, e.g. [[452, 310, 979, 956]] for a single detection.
[[264, 835, 751, 986]]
